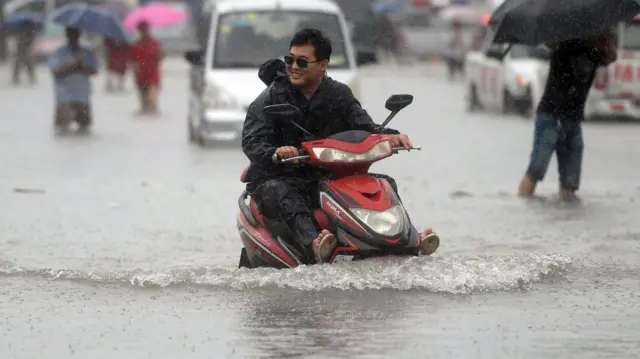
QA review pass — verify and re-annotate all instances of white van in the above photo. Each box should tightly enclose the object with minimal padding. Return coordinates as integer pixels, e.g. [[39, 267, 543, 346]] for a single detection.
[[585, 16, 640, 121], [465, 27, 550, 117], [185, 0, 360, 145]]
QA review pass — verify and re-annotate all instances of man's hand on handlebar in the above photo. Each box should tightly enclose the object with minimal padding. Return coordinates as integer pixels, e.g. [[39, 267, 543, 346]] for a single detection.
[[272, 146, 299, 164], [389, 134, 413, 149]]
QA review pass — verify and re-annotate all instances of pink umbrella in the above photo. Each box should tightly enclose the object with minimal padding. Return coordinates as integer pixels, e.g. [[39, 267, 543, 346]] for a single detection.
[[124, 3, 187, 30], [440, 5, 490, 26]]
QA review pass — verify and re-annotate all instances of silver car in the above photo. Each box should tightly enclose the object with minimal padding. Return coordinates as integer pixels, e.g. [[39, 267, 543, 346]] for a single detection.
[[397, 11, 476, 60]]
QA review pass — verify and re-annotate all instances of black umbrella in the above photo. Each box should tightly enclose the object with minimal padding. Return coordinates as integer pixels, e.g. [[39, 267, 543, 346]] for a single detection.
[[489, 0, 640, 45]]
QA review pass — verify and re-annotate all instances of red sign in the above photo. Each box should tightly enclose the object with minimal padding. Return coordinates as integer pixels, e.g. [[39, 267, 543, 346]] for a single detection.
[[613, 64, 634, 82], [610, 63, 640, 82]]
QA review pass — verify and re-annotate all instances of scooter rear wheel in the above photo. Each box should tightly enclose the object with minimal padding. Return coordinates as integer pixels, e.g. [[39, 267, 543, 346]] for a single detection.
[[238, 248, 252, 268]]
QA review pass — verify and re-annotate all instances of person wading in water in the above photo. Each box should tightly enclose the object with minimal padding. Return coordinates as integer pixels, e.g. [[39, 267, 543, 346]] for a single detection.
[[518, 29, 617, 200]]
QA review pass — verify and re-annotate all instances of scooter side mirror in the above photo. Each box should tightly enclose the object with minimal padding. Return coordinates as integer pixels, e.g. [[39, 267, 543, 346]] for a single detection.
[[263, 104, 301, 117], [385, 94, 414, 112]]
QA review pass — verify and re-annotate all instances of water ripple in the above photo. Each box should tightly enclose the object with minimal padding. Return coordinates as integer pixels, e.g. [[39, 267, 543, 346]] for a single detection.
[[0, 254, 572, 293]]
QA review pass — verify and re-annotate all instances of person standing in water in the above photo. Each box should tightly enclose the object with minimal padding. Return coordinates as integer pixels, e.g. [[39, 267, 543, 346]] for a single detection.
[[129, 21, 163, 115], [48, 27, 99, 134], [518, 30, 617, 200], [104, 37, 129, 92], [12, 22, 37, 85], [446, 21, 465, 80]]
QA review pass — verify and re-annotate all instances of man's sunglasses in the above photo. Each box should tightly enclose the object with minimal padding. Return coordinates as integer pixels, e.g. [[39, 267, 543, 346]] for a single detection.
[[284, 55, 320, 69]]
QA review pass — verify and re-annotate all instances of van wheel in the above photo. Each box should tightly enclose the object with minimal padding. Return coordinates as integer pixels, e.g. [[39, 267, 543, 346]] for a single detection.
[[502, 88, 512, 114], [519, 100, 533, 118], [189, 123, 206, 147], [239, 248, 252, 269], [585, 115, 605, 122], [188, 119, 196, 142], [196, 133, 206, 147], [467, 84, 480, 112]]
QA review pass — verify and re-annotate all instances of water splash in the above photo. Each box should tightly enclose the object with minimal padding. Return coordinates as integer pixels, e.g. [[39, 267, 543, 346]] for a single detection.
[[0, 254, 572, 294]]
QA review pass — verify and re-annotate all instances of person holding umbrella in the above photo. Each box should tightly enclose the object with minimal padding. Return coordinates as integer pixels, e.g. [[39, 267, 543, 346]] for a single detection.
[[487, 0, 639, 199], [0, 11, 44, 85], [48, 27, 99, 134], [48, 3, 131, 133], [517, 31, 617, 199], [129, 21, 163, 115], [124, 3, 186, 115], [12, 21, 38, 85]]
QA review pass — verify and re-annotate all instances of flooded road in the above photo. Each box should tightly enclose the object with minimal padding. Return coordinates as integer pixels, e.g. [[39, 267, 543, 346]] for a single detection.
[[1, 61, 639, 358]]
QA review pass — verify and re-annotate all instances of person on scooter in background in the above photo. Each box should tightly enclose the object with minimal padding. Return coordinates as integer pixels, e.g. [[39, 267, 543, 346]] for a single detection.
[[242, 28, 439, 264]]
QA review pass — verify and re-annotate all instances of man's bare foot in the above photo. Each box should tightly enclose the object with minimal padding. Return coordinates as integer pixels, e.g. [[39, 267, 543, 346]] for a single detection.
[[559, 188, 579, 201], [76, 125, 91, 135], [54, 125, 70, 135], [311, 229, 338, 264], [419, 228, 440, 256], [518, 176, 536, 197]]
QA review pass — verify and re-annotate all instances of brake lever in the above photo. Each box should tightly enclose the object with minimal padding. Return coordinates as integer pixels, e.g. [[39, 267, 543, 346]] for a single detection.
[[274, 149, 310, 163], [392, 146, 422, 153], [280, 155, 311, 163]]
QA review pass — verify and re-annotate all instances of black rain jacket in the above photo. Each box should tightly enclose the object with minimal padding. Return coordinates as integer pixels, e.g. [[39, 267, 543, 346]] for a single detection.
[[241, 59, 400, 185]]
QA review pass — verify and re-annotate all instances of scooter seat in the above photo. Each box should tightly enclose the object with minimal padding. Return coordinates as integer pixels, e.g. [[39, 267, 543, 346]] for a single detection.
[[240, 166, 250, 183], [248, 197, 265, 227]]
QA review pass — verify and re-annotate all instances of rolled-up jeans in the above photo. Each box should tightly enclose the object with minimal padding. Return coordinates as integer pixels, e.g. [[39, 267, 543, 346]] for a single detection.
[[525, 112, 584, 190]]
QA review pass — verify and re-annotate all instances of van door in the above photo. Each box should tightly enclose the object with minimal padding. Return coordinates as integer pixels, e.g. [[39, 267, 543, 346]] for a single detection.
[[478, 31, 503, 108]]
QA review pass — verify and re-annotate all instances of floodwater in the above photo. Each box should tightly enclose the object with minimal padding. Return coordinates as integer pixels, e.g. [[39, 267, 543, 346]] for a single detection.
[[1, 60, 639, 358]]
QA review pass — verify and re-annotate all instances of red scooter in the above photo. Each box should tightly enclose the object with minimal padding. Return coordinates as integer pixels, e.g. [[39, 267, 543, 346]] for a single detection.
[[237, 94, 439, 268]]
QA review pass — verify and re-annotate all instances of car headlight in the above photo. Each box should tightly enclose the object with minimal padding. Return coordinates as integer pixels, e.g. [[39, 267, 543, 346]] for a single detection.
[[351, 205, 404, 237], [311, 141, 391, 163], [202, 83, 237, 109]]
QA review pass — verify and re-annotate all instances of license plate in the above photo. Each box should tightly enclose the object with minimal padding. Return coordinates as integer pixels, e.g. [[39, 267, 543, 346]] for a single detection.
[[210, 132, 238, 140], [331, 255, 355, 264]]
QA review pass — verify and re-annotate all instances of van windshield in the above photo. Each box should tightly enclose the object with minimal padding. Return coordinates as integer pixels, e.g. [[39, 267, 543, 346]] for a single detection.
[[213, 11, 350, 69], [509, 44, 550, 59], [619, 21, 640, 51]]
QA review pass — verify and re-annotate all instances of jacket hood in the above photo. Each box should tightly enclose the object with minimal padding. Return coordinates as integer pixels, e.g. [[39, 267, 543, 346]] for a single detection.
[[258, 59, 287, 86]]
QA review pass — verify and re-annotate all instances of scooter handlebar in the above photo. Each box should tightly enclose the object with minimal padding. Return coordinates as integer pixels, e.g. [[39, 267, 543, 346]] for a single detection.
[[274, 146, 421, 163]]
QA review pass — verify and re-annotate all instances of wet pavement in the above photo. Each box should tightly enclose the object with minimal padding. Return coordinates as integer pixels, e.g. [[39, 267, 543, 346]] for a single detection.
[[1, 60, 640, 358]]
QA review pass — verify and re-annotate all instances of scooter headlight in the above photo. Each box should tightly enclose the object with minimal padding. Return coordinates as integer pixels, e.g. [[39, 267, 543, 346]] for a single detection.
[[351, 205, 404, 237], [311, 141, 391, 163]]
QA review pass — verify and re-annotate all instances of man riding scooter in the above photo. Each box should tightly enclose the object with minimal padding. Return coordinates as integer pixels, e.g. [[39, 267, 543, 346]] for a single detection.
[[242, 28, 439, 264]]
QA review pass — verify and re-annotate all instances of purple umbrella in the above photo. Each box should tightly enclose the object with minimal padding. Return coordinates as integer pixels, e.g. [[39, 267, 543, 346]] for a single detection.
[[101, 0, 130, 20]]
